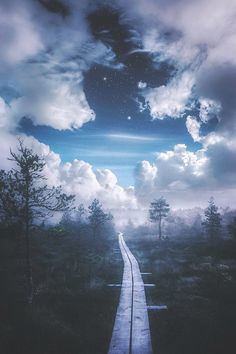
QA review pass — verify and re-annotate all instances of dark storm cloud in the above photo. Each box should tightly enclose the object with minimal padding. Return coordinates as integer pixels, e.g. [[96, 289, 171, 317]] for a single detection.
[[196, 64, 236, 133], [87, 5, 141, 59], [38, 0, 70, 17], [85, 6, 173, 121], [207, 142, 236, 186], [1, 0, 236, 211]]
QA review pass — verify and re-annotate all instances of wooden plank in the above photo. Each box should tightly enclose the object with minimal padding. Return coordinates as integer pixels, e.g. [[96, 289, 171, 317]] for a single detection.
[[108, 235, 132, 354], [141, 272, 152, 275], [108, 234, 153, 354], [147, 305, 168, 310], [122, 238, 153, 354], [107, 284, 122, 287]]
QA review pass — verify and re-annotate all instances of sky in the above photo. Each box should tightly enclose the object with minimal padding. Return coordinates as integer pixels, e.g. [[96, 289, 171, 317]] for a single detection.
[[0, 0, 236, 224]]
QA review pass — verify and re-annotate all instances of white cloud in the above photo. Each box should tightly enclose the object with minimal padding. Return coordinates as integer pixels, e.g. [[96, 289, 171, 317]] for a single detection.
[[143, 72, 194, 119], [138, 81, 147, 89], [0, 2, 43, 64], [1, 0, 236, 223], [95, 169, 118, 188], [186, 115, 225, 147], [0, 76, 95, 131], [142, 28, 200, 67], [0, 97, 12, 130], [0, 132, 139, 226], [186, 116, 201, 142], [134, 132, 236, 209], [120, 0, 236, 137], [0, 0, 121, 131], [1, 127, 236, 225], [107, 133, 158, 141], [199, 97, 221, 123], [122, 0, 236, 67], [11, 80, 95, 130], [134, 143, 209, 206]]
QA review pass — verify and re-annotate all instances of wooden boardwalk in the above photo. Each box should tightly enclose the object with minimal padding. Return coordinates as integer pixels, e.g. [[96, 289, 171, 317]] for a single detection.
[[108, 234, 153, 354]]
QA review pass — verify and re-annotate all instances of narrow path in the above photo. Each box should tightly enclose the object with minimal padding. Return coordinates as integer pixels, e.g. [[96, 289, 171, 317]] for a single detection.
[[108, 234, 153, 354]]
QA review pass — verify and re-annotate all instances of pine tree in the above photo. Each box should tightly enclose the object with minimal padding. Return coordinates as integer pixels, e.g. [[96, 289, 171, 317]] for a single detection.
[[88, 199, 112, 238], [228, 216, 236, 240], [0, 140, 75, 303], [202, 197, 221, 239], [149, 197, 170, 240]]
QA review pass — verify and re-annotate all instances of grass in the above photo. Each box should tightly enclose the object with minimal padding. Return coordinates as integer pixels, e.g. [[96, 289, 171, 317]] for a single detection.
[[0, 228, 123, 354], [127, 235, 236, 354], [1, 226, 235, 354]]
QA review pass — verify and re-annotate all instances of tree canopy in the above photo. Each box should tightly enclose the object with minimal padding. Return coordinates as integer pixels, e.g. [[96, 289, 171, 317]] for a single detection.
[[0, 140, 75, 303], [88, 198, 113, 237], [149, 197, 170, 239], [202, 197, 221, 239]]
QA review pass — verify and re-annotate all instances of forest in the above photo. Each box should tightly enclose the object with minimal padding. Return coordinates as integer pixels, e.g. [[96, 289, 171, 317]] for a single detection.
[[0, 142, 236, 354], [1, 1, 236, 353]]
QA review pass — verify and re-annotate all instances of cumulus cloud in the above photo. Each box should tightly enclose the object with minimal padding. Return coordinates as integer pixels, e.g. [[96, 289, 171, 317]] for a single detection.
[[118, 0, 236, 139], [0, 0, 120, 131], [119, 0, 236, 210], [1, 0, 236, 222], [0, 76, 95, 131], [196, 64, 236, 135], [0, 1, 143, 225], [199, 97, 221, 123], [120, 0, 236, 66], [142, 71, 194, 119], [134, 135, 236, 209], [0, 132, 139, 226], [186, 116, 201, 142], [135, 160, 157, 197], [137, 81, 147, 89], [11, 79, 95, 130], [0, 97, 13, 131], [135, 144, 208, 202], [0, 2, 43, 64]]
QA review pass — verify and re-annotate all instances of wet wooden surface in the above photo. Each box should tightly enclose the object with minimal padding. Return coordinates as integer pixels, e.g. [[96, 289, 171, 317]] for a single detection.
[[108, 234, 153, 354]]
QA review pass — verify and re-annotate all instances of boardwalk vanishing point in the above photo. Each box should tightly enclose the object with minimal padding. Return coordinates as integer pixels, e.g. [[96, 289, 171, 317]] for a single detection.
[[108, 233, 153, 354]]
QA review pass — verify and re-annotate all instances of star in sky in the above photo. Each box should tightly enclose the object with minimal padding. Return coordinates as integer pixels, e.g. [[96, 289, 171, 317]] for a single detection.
[[0, 0, 235, 216]]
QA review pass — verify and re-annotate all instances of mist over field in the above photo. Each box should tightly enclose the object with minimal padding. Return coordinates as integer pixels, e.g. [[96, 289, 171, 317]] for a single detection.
[[0, 1, 236, 353]]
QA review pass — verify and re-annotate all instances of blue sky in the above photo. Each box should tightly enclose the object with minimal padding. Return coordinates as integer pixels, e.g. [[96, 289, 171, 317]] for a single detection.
[[19, 48, 202, 187], [20, 108, 199, 186], [21, 119, 195, 186], [1, 0, 236, 215]]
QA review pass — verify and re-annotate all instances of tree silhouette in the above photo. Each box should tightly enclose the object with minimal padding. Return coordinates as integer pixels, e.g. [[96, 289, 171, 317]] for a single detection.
[[202, 197, 221, 239], [0, 140, 75, 303], [88, 199, 112, 238], [149, 197, 170, 240], [228, 216, 236, 240]]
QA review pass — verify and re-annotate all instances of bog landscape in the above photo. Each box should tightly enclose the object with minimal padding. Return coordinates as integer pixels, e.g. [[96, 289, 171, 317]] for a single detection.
[[0, 1, 236, 354]]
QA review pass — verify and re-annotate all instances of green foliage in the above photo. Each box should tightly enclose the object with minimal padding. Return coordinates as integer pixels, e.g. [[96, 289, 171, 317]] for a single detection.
[[202, 197, 221, 238]]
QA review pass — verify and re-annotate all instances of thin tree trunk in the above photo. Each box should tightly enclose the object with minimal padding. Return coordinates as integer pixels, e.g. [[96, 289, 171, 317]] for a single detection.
[[25, 220, 33, 304], [25, 177, 33, 304], [158, 218, 162, 240]]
